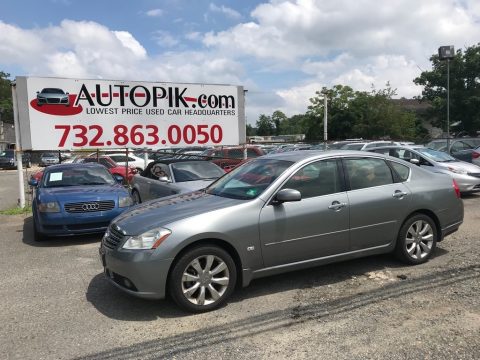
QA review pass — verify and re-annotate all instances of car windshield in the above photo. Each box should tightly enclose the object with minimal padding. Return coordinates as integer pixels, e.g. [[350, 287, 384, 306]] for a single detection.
[[42, 153, 56, 158], [426, 141, 446, 150], [41, 88, 65, 94], [171, 161, 225, 182], [206, 159, 293, 200], [341, 143, 365, 150], [416, 148, 457, 162], [0, 150, 14, 158], [43, 167, 115, 187]]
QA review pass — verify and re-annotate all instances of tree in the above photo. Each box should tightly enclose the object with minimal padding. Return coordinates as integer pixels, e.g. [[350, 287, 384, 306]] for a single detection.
[[414, 44, 480, 136], [0, 72, 13, 124], [246, 124, 256, 136], [271, 110, 287, 135], [255, 114, 275, 136], [307, 84, 417, 141]]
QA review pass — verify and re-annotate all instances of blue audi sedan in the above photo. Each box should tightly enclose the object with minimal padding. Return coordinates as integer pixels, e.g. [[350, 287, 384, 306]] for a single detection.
[[29, 163, 133, 241]]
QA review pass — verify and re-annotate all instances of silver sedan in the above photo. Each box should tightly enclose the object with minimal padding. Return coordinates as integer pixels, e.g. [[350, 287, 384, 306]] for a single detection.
[[369, 146, 480, 194], [100, 150, 463, 312]]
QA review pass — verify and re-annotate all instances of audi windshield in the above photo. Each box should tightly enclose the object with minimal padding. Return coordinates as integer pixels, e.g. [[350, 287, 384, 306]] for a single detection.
[[43, 166, 116, 188]]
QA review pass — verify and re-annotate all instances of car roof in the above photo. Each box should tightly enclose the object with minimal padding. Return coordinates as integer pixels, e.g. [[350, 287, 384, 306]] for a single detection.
[[150, 158, 209, 165], [42, 163, 106, 171], [264, 149, 385, 162]]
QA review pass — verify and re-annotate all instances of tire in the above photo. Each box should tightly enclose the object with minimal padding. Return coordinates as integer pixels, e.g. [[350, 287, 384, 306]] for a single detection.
[[131, 189, 142, 204], [395, 214, 437, 265], [169, 245, 237, 313], [33, 214, 47, 242]]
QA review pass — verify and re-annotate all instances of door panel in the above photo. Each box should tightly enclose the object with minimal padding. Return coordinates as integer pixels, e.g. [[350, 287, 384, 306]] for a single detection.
[[259, 193, 350, 267]]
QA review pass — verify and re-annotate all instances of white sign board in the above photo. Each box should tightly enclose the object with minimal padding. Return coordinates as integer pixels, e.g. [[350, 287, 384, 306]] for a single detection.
[[15, 76, 245, 150]]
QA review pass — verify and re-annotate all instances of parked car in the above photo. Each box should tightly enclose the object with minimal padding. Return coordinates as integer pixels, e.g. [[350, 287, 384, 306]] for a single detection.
[[39, 152, 60, 167], [369, 145, 480, 194], [29, 163, 133, 241], [131, 159, 225, 203], [201, 145, 265, 171], [99, 153, 152, 172], [36, 88, 70, 106], [426, 138, 480, 163], [100, 150, 463, 312], [0, 149, 31, 169], [82, 156, 136, 182], [340, 141, 398, 150]]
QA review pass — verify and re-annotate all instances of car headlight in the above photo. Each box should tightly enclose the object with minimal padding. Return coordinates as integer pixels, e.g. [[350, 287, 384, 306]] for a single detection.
[[447, 167, 467, 174], [122, 228, 171, 250], [38, 201, 60, 213], [118, 195, 133, 208]]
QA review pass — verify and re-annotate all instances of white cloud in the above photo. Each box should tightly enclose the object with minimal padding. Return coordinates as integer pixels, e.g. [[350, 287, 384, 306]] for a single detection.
[[146, 8, 163, 17], [209, 3, 242, 19], [153, 31, 179, 47]]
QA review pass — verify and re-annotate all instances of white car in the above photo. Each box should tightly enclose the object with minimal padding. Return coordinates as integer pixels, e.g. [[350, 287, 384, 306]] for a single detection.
[[105, 153, 152, 171]]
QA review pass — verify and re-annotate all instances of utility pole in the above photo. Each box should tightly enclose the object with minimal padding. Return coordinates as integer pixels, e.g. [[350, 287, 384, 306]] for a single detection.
[[322, 89, 328, 150]]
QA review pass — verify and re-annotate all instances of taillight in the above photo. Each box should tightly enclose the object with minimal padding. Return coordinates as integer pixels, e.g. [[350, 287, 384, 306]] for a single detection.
[[452, 179, 461, 198], [472, 151, 480, 159]]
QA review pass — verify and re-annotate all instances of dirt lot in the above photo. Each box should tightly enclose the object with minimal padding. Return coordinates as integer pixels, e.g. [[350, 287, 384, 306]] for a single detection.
[[0, 194, 479, 360]]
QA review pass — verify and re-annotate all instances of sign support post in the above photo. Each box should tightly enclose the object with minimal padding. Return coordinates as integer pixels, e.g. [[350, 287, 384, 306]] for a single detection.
[[11, 81, 26, 208]]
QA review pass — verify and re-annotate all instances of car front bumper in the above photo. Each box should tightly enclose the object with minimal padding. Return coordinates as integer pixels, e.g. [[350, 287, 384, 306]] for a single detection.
[[99, 243, 173, 300], [454, 173, 480, 193], [36, 208, 127, 236]]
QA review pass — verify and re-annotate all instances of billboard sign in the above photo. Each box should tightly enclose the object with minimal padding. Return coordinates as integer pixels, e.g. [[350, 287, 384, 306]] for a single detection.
[[15, 76, 245, 150]]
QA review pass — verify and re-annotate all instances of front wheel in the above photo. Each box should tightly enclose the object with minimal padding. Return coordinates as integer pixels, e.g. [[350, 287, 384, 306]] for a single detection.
[[169, 245, 237, 313], [395, 214, 437, 264]]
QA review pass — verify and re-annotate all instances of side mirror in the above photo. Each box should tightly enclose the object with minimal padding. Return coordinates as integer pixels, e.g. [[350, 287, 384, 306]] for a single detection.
[[410, 158, 420, 166], [28, 179, 38, 187], [273, 188, 301, 204], [36, 91, 39, 94], [66, 92, 69, 95]]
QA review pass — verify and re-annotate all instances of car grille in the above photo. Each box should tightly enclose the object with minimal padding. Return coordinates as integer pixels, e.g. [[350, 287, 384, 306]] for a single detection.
[[103, 224, 125, 249], [47, 98, 61, 104], [64, 200, 115, 213], [467, 172, 480, 178]]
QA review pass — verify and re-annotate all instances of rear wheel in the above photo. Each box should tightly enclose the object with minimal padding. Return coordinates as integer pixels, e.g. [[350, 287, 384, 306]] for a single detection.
[[395, 214, 437, 264], [169, 245, 237, 313]]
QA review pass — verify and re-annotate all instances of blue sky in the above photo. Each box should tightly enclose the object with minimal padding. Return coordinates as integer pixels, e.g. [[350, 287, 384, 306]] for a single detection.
[[1, 0, 479, 124]]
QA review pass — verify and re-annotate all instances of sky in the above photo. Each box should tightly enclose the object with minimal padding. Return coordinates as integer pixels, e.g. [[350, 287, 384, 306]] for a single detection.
[[1, 0, 479, 124]]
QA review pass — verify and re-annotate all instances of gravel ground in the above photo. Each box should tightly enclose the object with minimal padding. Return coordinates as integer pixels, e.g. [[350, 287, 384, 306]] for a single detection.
[[0, 194, 479, 360]]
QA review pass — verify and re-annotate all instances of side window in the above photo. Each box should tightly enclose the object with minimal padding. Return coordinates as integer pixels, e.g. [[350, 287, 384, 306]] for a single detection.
[[345, 158, 393, 190], [99, 159, 111, 168], [282, 160, 341, 199], [389, 161, 410, 182], [229, 149, 244, 159]]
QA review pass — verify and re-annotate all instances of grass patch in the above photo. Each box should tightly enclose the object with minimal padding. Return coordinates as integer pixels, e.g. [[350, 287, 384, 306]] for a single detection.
[[0, 206, 32, 215]]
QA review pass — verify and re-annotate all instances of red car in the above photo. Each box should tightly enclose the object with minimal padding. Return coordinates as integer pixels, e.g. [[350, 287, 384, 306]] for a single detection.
[[201, 145, 265, 171], [82, 156, 136, 182]]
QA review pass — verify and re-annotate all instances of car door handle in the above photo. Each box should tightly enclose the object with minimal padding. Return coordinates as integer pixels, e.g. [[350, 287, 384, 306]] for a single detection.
[[328, 201, 347, 211], [392, 190, 408, 198]]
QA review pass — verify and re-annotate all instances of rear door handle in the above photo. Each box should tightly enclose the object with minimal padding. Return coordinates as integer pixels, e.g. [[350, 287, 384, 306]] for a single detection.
[[328, 201, 347, 211], [392, 190, 408, 198]]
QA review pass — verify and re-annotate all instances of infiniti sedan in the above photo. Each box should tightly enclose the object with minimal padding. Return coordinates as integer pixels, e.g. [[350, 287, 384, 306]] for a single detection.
[[100, 151, 463, 312], [30, 163, 133, 241]]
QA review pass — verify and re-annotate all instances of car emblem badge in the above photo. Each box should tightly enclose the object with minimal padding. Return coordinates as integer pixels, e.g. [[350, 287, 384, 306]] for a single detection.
[[82, 203, 99, 211]]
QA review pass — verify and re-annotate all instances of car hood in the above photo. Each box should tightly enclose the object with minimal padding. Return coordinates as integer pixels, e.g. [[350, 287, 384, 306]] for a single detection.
[[38, 185, 127, 202], [112, 190, 245, 235]]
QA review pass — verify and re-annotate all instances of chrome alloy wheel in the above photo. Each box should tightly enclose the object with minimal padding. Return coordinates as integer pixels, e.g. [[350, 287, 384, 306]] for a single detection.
[[181, 255, 230, 306], [405, 220, 434, 259]]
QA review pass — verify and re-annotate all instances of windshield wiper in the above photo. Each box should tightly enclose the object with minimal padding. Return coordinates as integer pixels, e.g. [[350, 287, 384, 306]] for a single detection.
[[79, 182, 108, 185]]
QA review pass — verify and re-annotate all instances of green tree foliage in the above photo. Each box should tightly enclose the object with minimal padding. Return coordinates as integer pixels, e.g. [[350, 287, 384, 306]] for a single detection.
[[307, 84, 417, 141], [0, 72, 13, 124], [255, 114, 276, 136], [246, 124, 256, 136], [414, 44, 480, 135]]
